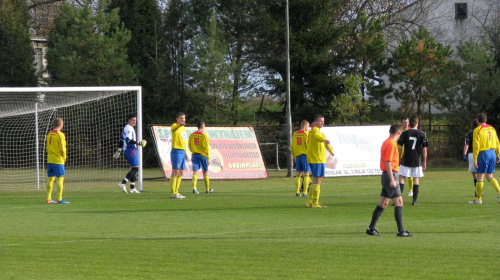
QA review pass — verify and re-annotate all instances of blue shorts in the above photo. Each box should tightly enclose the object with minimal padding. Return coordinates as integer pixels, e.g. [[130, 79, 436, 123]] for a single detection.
[[310, 163, 325, 177], [47, 163, 65, 177], [295, 154, 311, 172], [476, 149, 496, 174], [192, 153, 208, 172], [171, 149, 186, 170], [124, 148, 139, 166]]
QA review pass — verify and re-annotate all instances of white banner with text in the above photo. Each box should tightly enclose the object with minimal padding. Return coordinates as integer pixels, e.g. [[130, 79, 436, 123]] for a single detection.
[[319, 126, 390, 177]]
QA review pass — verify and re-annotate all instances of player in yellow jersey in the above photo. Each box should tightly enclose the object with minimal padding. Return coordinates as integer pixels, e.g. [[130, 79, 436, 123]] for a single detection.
[[292, 120, 311, 197], [399, 117, 414, 197], [469, 113, 500, 204], [188, 120, 214, 194], [45, 117, 69, 204], [305, 115, 334, 208], [170, 112, 189, 199]]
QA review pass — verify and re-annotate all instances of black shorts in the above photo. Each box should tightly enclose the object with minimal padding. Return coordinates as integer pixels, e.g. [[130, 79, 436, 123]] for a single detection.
[[380, 171, 401, 199]]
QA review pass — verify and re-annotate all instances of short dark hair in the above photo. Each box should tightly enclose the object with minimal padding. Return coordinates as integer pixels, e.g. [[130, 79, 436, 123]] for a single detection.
[[127, 114, 136, 121], [471, 119, 479, 129], [477, 113, 487, 123], [314, 115, 324, 121], [197, 120, 205, 129], [401, 116, 408, 122], [389, 124, 401, 134], [409, 115, 419, 128], [176, 112, 185, 118]]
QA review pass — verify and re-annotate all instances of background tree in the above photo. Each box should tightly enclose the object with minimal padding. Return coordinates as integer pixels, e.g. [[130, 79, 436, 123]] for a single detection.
[[217, 0, 260, 125], [0, 0, 38, 86], [108, 0, 162, 125], [389, 26, 452, 119], [27, 0, 63, 36], [46, 0, 137, 86], [159, 0, 195, 121], [331, 75, 374, 124], [253, 0, 347, 124], [188, 10, 232, 123], [431, 37, 500, 125]]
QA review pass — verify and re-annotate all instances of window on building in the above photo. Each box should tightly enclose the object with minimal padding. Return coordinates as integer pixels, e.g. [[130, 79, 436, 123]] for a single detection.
[[35, 48, 44, 78], [455, 3, 467, 19]]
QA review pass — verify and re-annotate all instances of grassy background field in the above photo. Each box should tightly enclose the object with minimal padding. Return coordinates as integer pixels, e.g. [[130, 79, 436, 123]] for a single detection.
[[1, 168, 498, 279]]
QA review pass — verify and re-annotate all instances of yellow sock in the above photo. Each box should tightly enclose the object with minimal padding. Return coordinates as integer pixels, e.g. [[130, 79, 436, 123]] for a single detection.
[[204, 175, 210, 192], [176, 175, 182, 193], [476, 181, 484, 200], [192, 174, 198, 190], [170, 176, 177, 195], [313, 184, 321, 205], [307, 184, 316, 205], [57, 177, 64, 201], [303, 175, 311, 195], [489, 178, 500, 193], [46, 177, 55, 201], [408, 177, 414, 192], [295, 176, 302, 194]]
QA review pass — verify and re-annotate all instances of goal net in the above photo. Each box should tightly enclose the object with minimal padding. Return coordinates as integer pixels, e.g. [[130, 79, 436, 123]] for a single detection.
[[0, 86, 143, 192]]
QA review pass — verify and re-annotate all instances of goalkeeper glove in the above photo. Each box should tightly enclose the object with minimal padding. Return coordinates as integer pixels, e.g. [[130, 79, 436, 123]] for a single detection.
[[138, 140, 147, 147], [462, 154, 468, 162], [113, 148, 122, 159]]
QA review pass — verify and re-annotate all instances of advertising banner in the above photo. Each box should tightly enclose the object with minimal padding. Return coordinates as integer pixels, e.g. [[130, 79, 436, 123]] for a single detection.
[[320, 126, 390, 177], [151, 126, 268, 179]]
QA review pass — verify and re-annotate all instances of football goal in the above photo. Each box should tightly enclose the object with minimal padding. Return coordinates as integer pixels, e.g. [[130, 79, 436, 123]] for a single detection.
[[0, 86, 143, 192]]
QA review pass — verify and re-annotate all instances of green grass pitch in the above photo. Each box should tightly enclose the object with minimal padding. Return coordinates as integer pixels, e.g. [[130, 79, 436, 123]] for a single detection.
[[1, 168, 498, 279]]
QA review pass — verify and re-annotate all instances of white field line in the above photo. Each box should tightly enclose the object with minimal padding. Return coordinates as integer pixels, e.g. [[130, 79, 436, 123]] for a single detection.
[[0, 224, 338, 247]]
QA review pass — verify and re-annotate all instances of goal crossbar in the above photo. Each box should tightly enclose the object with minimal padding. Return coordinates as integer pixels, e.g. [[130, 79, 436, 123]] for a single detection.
[[0, 86, 143, 191]]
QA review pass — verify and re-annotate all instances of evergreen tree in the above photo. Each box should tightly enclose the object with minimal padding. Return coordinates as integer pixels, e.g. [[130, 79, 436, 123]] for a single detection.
[[108, 0, 162, 124], [217, 0, 259, 125], [0, 0, 38, 86], [347, 12, 390, 104], [431, 37, 500, 124], [389, 26, 452, 118], [189, 10, 232, 123], [160, 0, 195, 121], [46, 0, 137, 86], [253, 0, 347, 123]]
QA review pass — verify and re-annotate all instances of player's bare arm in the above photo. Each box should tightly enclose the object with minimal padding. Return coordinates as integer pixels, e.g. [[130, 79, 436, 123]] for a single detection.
[[421, 147, 427, 170]]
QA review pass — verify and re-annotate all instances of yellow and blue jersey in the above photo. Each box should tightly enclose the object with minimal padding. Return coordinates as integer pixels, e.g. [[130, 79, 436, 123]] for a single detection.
[[307, 127, 334, 164], [473, 124, 500, 161], [46, 129, 66, 164], [292, 129, 309, 158], [188, 131, 210, 160], [171, 123, 187, 150]]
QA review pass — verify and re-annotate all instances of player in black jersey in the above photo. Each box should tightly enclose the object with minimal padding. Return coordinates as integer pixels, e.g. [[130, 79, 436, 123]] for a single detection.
[[397, 115, 429, 205], [463, 119, 479, 197]]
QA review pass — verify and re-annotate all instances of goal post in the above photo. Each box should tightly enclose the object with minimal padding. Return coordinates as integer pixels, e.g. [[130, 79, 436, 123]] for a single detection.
[[0, 86, 143, 191]]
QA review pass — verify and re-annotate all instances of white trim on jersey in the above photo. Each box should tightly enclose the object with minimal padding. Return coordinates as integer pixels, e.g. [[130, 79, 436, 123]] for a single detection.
[[122, 124, 136, 148]]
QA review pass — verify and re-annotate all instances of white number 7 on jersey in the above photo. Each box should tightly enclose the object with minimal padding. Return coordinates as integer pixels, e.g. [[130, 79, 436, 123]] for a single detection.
[[409, 136, 417, 150]]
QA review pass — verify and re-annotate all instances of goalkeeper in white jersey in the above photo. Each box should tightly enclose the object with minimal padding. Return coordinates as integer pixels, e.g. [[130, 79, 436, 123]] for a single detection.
[[117, 114, 146, 193]]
